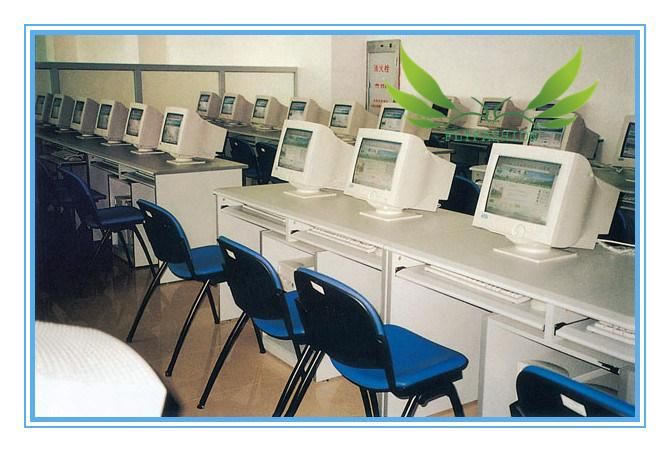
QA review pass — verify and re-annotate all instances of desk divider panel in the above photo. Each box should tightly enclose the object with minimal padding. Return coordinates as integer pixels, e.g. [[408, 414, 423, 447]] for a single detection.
[[141, 70, 219, 114], [59, 70, 135, 107], [35, 69, 52, 93], [224, 71, 295, 106]]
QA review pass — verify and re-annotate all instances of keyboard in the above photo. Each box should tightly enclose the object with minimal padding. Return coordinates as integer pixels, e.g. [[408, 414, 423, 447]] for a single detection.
[[308, 228, 377, 253], [423, 265, 532, 304], [586, 321, 634, 344], [51, 150, 83, 161]]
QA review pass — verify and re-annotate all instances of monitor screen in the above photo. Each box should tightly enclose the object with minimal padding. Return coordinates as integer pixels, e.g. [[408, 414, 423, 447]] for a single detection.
[[288, 101, 307, 120], [51, 98, 62, 119], [330, 104, 352, 128], [484, 156, 561, 225], [253, 99, 268, 119], [481, 101, 502, 119], [528, 118, 565, 149], [126, 107, 143, 137], [72, 101, 85, 124], [36, 95, 45, 114], [197, 94, 210, 113], [97, 104, 112, 130], [620, 121, 635, 159], [221, 96, 235, 115], [379, 107, 405, 131], [161, 113, 183, 145], [432, 103, 450, 117], [352, 138, 401, 190], [278, 128, 312, 172]]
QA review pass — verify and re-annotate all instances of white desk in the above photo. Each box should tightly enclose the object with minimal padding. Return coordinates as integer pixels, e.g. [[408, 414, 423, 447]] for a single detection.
[[213, 184, 635, 416]]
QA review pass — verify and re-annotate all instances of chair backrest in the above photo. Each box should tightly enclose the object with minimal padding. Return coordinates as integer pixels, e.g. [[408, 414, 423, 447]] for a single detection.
[[601, 208, 634, 245], [136, 200, 193, 271], [229, 137, 258, 171], [255, 142, 278, 184], [217, 236, 296, 329], [439, 175, 481, 215], [293, 268, 394, 381], [59, 168, 100, 226], [511, 365, 635, 417]]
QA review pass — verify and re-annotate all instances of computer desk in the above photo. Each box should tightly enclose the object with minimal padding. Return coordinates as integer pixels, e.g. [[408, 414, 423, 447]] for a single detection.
[[36, 127, 246, 283], [213, 183, 635, 417]]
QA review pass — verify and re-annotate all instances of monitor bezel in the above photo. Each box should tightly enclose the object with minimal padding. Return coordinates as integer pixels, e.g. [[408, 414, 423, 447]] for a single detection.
[[616, 115, 636, 167], [125, 106, 145, 138]]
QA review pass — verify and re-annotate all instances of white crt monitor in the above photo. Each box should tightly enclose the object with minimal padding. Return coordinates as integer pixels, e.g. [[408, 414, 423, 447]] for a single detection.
[[251, 95, 288, 129], [524, 112, 599, 159], [95, 100, 129, 143], [344, 129, 456, 222], [123, 103, 164, 152], [35, 93, 53, 123], [48, 94, 75, 129], [472, 143, 619, 263], [287, 98, 330, 125], [615, 115, 635, 168], [219, 93, 253, 123], [430, 96, 468, 128], [329, 101, 377, 138], [196, 91, 222, 119], [271, 120, 355, 198], [158, 107, 227, 164], [477, 97, 523, 129], [70, 97, 99, 135], [377, 103, 430, 140]]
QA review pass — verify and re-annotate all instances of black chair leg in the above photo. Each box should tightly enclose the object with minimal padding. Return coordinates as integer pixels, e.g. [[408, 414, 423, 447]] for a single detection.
[[360, 388, 372, 417], [445, 382, 465, 417], [126, 262, 168, 342], [205, 284, 220, 324], [132, 224, 156, 277], [198, 313, 250, 409], [117, 230, 133, 270], [86, 229, 112, 273], [283, 349, 325, 417], [273, 345, 313, 417], [401, 396, 419, 417], [252, 322, 266, 353], [369, 390, 380, 417], [165, 280, 210, 377]]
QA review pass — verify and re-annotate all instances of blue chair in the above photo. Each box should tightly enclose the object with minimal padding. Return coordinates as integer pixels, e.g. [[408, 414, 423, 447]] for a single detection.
[[229, 137, 260, 185], [510, 365, 635, 417], [197, 236, 306, 411], [282, 268, 469, 417], [255, 142, 283, 184], [600, 208, 635, 245], [439, 175, 481, 216], [59, 168, 154, 277], [126, 200, 223, 377]]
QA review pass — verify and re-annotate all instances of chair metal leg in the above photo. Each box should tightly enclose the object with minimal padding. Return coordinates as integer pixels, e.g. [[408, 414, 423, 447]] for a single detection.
[[165, 280, 210, 377], [131, 225, 156, 277], [360, 388, 372, 417], [369, 390, 380, 417], [86, 229, 112, 273], [205, 284, 220, 324], [126, 262, 168, 343], [252, 322, 266, 353], [401, 396, 419, 417], [197, 313, 250, 409], [117, 230, 133, 270], [444, 382, 465, 417], [283, 349, 325, 417], [273, 345, 314, 417]]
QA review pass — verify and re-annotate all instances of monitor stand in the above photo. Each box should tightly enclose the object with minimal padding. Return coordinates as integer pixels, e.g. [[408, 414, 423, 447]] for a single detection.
[[493, 244, 578, 264], [76, 134, 101, 140], [101, 140, 131, 147], [55, 128, 77, 134], [284, 189, 336, 199], [359, 209, 422, 222], [131, 148, 164, 156], [167, 158, 205, 166]]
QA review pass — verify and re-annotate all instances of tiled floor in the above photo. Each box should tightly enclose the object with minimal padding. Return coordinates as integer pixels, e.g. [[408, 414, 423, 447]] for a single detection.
[[35, 219, 476, 418]]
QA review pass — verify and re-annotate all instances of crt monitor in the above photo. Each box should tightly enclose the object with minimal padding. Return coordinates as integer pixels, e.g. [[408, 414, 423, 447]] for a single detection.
[[123, 103, 164, 152], [430, 96, 468, 128], [251, 95, 288, 129], [329, 101, 377, 139], [615, 115, 635, 168], [70, 97, 99, 136], [472, 143, 619, 263], [524, 112, 599, 159], [95, 100, 129, 143], [48, 94, 75, 129], [158, 107, 227, 165], [271, 120, 355, 198], [196, 91, 222, 120], [477, 97, 523, 129], [35, 93, 53, 123], [287, 97, 330, 125], [219, 93, 253, 123], [377, 103, 430, 140], [344, 129, 456, 222]]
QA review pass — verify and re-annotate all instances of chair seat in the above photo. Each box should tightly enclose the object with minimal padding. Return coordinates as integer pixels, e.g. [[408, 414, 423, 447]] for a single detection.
[[168, 245, 226, 283], [92, 206, 144, 230], [252, 291, 304, 339], [331, 324, 468, 393]]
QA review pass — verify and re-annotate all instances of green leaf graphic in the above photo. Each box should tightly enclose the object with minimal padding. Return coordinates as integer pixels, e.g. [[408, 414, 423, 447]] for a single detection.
[[385, 82, 445, 119], [408, 118, 444, 129], [537, 81, 598, 119], [400, 46, 456, 111], [527, 48, 583, 110], [540, 116, 577, 129]]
